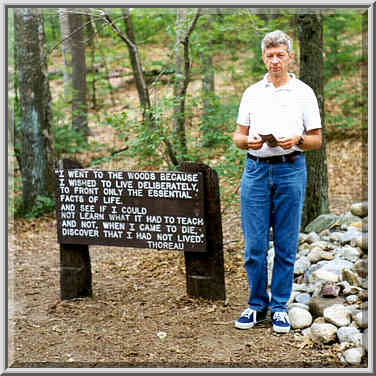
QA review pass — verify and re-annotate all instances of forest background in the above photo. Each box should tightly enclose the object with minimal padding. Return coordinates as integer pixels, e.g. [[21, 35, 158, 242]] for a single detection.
[[6, 6, 369, 368], [8, 7, 368, 221]]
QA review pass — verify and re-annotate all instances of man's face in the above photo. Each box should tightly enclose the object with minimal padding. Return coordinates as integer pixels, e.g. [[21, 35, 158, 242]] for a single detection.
[[262, 44, 294, 78]]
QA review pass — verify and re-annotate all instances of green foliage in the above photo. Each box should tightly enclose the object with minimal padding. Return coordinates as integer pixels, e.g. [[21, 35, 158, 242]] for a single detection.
[[51, 98, 88, 158], [199, 95, 238, 148], [52, 123, 88, 156], [23, 195, 56, 219], [323, 12, 363, 83], [12, 193, 56, 220], [324, 77, 366, 132]]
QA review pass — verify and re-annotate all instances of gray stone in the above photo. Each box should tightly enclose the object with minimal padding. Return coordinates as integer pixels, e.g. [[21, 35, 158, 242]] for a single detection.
[[354, 311, 368, 329], [323, 304, 351, 327], [294, 256, 311, 275], [309, 296, 345, 318], [338, 227, 362, 244], [351, 233, 368, 251], [310, 322, 338, 344], [343, 347, 364, 365], [354, 259, 368, 278], [342, 269, 362, 287], [311, 269, 339, 283], [295, 292, 312, 305], [345, 295, 359, 304], [338, 211, 363, 227], [363, 329, 368, 353], [288, 307, 312, 329], [343, 246, 362, 262], [317, 258, 354, 277], [305, 232, 321, 244], [337, 326, 362, 346], [288, 302, 310, 311], [350, 202, 368, 218], [310, 240, 331, 250], [307, 247, 334, 263], [328, 232, 342, 243], [360, 277, 368, 289], [320, 281, 340, 297], [304, 214, 339, 234], [298, 233, 308, 244]]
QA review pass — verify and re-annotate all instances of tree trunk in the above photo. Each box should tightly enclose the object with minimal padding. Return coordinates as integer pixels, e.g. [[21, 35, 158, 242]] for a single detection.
[[14, 8, 55, 215], [67, 8, 89, 139], [58, 8, 72, 100], [121, 8, 152, 126], [173, 8, 201, 159], [105, 10, 179, 166], [296, 13, 329, 229], [199, 13, 216, 146]]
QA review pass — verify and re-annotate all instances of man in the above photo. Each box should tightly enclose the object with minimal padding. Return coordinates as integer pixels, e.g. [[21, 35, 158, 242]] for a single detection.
[[233, 30, 322, 333]]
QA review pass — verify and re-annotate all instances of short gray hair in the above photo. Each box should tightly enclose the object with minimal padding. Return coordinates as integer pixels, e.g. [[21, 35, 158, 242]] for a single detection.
[[261, 30, 293, 54]]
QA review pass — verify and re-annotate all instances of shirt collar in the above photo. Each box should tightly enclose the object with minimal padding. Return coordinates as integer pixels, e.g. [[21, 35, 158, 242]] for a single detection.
[[263, 73, 296, 90]]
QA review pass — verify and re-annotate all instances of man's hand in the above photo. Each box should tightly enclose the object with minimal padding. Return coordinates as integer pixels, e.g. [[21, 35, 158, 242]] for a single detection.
[[247, 134, 264, 150], [276, 136, 299, 150]]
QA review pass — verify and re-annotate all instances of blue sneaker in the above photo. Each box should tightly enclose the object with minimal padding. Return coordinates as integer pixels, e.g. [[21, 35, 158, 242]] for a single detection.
[[234, 308, 268, 329], [272, 311, 290, 333]]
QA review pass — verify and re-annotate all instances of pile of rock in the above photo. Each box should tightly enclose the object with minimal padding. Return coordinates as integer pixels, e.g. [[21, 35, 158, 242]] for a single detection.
[[267, 201, 369, 365]]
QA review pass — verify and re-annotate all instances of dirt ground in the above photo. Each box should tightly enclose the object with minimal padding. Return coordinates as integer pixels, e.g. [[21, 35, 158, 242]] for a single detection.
[[8, 134, 368, 369]]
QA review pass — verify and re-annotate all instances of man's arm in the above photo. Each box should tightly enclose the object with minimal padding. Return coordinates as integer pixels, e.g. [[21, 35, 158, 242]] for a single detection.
[[277, 128, 322, 151], [233, 124, 264, 150]]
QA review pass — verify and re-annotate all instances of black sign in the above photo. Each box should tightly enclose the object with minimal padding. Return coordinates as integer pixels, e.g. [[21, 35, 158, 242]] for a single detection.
[[55, 169, 206, 252]]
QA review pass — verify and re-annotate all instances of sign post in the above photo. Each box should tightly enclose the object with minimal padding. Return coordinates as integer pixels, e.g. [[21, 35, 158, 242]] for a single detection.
[[56, 160, 225, 301]]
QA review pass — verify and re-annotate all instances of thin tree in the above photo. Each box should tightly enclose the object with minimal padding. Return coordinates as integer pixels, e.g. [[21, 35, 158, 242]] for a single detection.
[[14, 8, 55, 215], [67, 8, 89, 139], [173, 8, 201, 160], [198, 11, 216, 146], [296, 13, 329, 228], [59, 8, 72, 100], [103, 10, 179, 166]]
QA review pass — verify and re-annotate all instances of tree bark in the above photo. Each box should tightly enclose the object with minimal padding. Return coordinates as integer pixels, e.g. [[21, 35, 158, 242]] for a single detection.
[[120, 8, 153, 127], [173, 9, 201, 159], [14, 8, 55, 215], [58, 8, 72, 100], [199, 13, 216, 146], [296, 13, 329, 229], [67, 8, 89, 139]]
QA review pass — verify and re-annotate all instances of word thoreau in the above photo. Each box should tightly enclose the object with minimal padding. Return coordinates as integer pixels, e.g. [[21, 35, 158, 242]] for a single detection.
[[55, 169, 206, 252]]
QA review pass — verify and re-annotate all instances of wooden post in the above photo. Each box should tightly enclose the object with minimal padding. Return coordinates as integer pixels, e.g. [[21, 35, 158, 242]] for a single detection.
[[179, 162, 226, 301], [58, 159, 92, 300]]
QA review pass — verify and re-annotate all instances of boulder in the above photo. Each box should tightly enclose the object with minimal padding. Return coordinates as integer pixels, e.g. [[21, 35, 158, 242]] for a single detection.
[[343, 347, 364, 365], [350, 202, 368, 218], [337, 326, 362, 346], [289, 307, 312, 329], [310, 323, 337, 344], [304, 214, 339, 234], [323, 304, 351, 327], [309, 296, 345, 318]]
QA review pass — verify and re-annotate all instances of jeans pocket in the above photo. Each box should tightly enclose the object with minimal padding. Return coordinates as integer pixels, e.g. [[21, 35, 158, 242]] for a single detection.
[[288, 155, 306, 171], [245, 157, 258, 174]]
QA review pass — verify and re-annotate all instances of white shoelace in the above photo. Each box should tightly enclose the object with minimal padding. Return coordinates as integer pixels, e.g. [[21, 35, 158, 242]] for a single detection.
[[273, 311, 289, 323], [241, 308, 255, 318]]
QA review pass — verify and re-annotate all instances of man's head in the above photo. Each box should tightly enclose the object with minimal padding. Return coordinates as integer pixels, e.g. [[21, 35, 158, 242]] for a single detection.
[[261, 30, 294, 79], [261, 30, 293, 54]]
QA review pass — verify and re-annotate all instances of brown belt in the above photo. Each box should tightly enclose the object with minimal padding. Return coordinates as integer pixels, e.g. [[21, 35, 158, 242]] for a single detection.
[[247, 151, 302, 164]]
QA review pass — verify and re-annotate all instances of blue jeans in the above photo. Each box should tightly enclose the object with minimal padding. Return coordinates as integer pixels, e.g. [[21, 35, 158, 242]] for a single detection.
[[240, 153, 307, 313]]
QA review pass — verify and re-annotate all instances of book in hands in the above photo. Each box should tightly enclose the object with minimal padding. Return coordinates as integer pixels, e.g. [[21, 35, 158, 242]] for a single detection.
[[259, 133, 278, 147]]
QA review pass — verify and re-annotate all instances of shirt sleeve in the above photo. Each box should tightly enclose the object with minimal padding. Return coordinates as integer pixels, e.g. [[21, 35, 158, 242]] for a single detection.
[[303, 87, 322, 132], [236, 88, 251, 127]]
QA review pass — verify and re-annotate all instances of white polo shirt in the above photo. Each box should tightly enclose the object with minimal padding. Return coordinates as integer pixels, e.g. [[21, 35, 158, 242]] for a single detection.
[[237, 73, 322, 157]]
